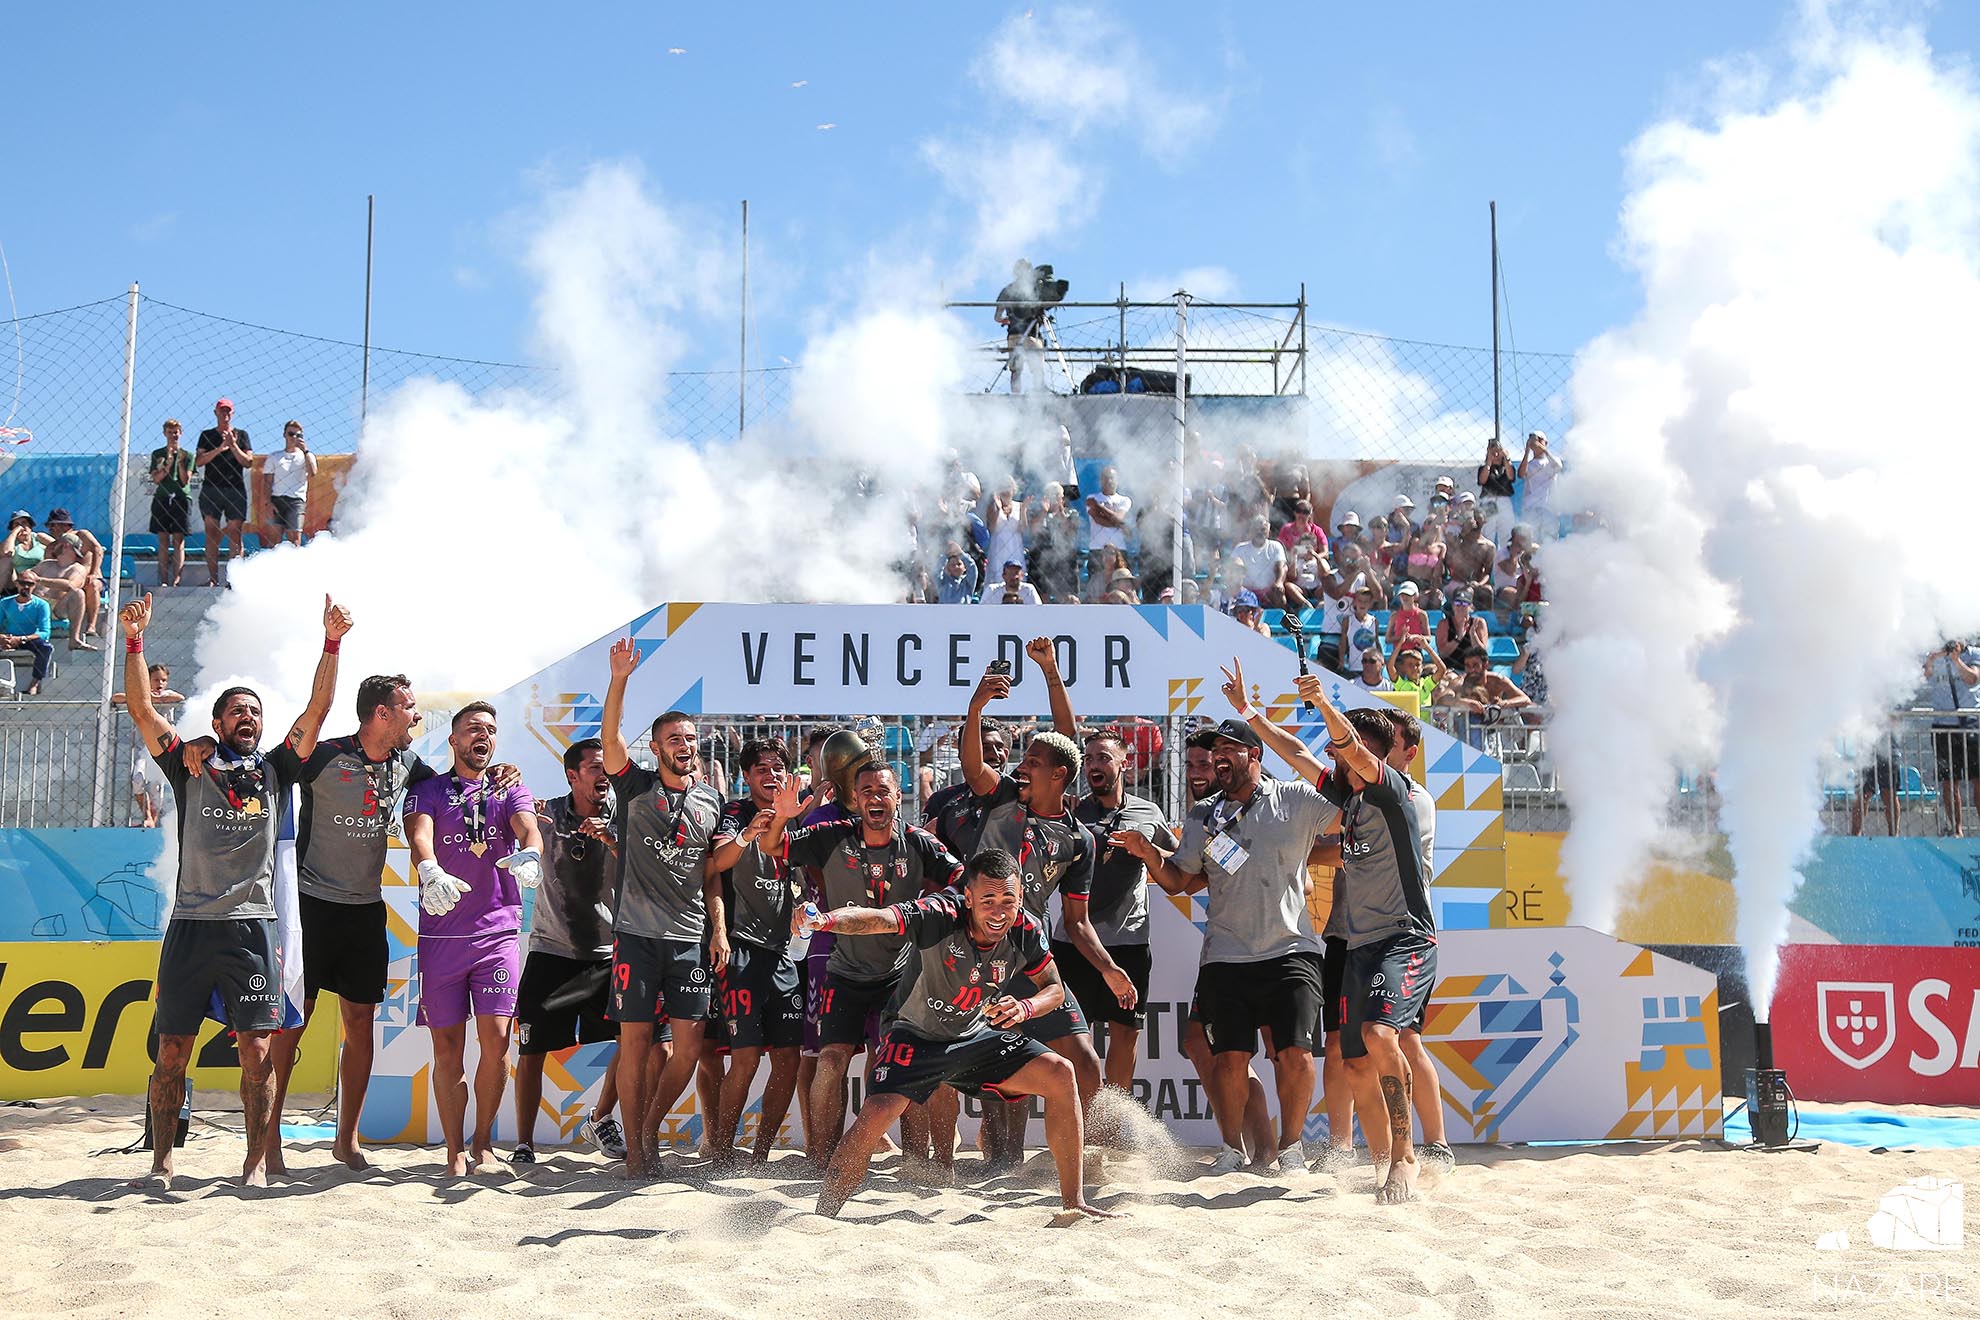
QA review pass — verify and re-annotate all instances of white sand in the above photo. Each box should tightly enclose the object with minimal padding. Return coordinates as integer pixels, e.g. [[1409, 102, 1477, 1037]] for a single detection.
[[3, 1093, 1977, 1319]]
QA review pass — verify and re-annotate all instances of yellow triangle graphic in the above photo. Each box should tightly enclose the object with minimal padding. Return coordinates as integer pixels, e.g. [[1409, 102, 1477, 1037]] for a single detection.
[[666, 602, 702, 633]]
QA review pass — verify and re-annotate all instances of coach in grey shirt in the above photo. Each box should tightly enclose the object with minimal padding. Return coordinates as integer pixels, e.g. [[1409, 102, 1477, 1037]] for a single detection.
[[1113, 716, 1328, 1175]]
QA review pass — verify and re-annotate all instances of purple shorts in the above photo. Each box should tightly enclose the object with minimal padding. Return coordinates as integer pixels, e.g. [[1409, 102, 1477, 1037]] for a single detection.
[[802, 944, 830, 1057], [417, 929, 521, 1029]]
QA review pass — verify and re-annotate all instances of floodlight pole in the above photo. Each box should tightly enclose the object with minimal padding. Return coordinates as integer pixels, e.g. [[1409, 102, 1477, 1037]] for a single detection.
[[1490, 200, 1501, 444]]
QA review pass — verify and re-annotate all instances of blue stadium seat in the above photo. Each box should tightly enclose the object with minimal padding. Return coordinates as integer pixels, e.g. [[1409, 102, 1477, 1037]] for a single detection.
[[1487, 636, 1521, 663], [1424, 610, 1444, 633], [881, 725, 915, 759], [1262, 608, 1285, 633], [1486, 610, 1515, 636], [123, 534, 159, 556], [1374, 609, 1392, 635], [1898, 764, 1938, 803], [1297, 607, 1327, 632]]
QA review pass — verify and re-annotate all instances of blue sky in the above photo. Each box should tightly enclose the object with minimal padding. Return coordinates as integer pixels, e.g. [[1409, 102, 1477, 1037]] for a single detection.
[[7, 2, 1974, 370]]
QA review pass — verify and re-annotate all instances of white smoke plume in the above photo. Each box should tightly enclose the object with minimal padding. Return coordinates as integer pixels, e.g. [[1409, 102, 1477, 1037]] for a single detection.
[[1545, 8, 1980, 1007]]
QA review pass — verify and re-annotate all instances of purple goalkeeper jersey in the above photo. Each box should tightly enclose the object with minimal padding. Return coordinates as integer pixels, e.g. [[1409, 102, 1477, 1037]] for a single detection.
[[403, 771, 536, 940]]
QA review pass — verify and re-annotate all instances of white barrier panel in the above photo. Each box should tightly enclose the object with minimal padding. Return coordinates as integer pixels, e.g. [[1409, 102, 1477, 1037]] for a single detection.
[[359, 839, 1721, 1147]]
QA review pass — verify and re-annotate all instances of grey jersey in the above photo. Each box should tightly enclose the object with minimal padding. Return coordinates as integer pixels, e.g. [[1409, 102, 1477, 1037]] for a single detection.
[[1324, 774, 1434, 941], [1061, 793, 1175, 946], [608, 764, 724, 942], [972, 776, 1094, 922], [1320, 761, 1436, 949], [271, 734, 429, 905], [785, 820, 963, 982], [531, 792, 617, 959], [714, 797, 799, 951], [1174, 776, 1332, 964], [155, 736, 285, 920], [888, 890, 1053, 1041]]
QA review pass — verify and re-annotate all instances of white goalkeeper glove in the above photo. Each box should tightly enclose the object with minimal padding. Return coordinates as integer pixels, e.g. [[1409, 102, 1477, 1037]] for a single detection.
[[496, 848, 543, 890], [418, 859, 471, 915]]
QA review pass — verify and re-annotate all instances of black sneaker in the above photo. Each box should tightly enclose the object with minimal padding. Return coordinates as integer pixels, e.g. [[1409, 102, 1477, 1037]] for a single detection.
[[513, 1143, 536, 1166]]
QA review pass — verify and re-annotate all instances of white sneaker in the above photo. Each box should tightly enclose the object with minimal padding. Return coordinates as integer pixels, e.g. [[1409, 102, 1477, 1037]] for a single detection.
[[1313, 1144, 1357, 1174], [1207, 1145, 1247, 1174], [580, 1115, 627, 1161], [1277, 1142, 1309, 1173]]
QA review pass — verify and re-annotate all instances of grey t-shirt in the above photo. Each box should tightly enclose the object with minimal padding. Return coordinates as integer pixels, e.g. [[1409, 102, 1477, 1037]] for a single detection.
[[1173, 776, 1331, 964], [785, 820, 962, 982], [714, 797, 799, 952], [1062, 793, 1175, 946], [608, 764, 724, 943], [1324, 774, 1434, 940], [531, 792, 617, 959], [156, 736, 285, 920], [1320, 761, 1436, 949], [272, 734, 430, 905], [888, 890, 1053, 1041]]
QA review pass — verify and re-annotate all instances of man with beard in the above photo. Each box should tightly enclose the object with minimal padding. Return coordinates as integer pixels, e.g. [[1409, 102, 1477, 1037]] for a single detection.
[[806, 850, 1116, 1221], [1112, 701, 1329, 1178], [702, 738, 805, 1168], [920, 716, 1010, 857], [1061, 729, 1176, 1094], [512, 738, 625, 1165], [1176, 728, 1276, 1165], [761, 763, 962, 1168], [118, 591, 350, 1189], [599, 637, 727, 1177], [404, 702, 543, 1175]]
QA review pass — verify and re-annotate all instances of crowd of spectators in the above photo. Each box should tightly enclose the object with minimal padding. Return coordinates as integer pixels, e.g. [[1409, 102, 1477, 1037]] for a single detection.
[[902, 430, 1559, 722]]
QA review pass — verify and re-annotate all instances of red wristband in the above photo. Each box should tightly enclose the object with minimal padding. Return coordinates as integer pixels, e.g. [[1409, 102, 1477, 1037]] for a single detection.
[[126, 636, 143, 654], [1018, 998, 1033, 1022], [323, 638, 341, 654]]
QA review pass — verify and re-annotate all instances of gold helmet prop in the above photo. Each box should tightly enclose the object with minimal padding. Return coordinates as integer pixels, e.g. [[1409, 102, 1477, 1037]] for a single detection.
[[819, 728, 878, 802]]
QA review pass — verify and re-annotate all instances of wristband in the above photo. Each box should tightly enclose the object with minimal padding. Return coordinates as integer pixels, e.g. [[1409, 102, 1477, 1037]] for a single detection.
[[323, 638, 341, 654], [1017, 997, 1034, 1022], [126, 636, 144, 654], [818, 910, 838, 932]]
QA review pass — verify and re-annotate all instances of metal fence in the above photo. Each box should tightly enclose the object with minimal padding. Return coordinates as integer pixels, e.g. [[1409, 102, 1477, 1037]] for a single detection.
[[1430, 706, 1980, 839]]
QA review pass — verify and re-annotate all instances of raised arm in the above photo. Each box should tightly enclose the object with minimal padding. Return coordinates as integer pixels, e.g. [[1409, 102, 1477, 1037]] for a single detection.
[[707, 808, 772, 876], [798, 903, 904, 936], [1304, 667, 1386, 785], [758, 773, 805, 858], [600, 636, 638, 775], [961, 666, 1010, 797], [1026, 636, 1078, 737], [117, 595, 176, 756], [284, 594, 353, 761]]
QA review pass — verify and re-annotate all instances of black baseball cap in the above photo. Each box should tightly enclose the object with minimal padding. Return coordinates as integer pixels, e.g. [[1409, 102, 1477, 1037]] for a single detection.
[[1211, 718, 1262, 751]]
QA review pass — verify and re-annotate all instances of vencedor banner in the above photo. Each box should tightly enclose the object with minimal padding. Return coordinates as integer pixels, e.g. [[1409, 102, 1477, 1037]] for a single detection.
[[0, 940, 338, 1099], [1770, 944, 1980, 1104]]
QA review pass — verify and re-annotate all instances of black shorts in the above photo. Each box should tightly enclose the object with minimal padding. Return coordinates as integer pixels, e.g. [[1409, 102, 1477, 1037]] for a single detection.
[[1322, 936, 1347, 1035], [1197, 951, 1324, 1058], [270, 495, 305, 533], [155, 916, 284, 1037], [516, 951, 616, 1055], [1341, 931, 1438, 1058], [868, 1025, 1050, 1105], [299, 892, 387, 1005], [1934, 728, 1979, 783], [1051, 940, 1151, 1030], [818, 970, 898, 1050], [149, 491, 190, 536], [198, 482, 248, 523], [609, 933, 711, 1024], [713, 942, 804, 1052]]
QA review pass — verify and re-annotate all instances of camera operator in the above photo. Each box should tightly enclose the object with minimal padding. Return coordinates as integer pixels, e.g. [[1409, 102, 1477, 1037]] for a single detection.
[[995, 259, 1064, 395]]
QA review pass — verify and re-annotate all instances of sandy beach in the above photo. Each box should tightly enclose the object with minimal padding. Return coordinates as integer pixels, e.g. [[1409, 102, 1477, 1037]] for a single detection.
[[3, 1092, 1975, 1319]]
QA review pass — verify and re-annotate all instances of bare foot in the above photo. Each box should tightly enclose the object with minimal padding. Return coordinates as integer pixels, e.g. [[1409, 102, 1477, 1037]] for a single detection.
[[265, 1152, 290, 1178], [444, 1150, 470, 1177], [1050, 1202, 1124, 1225], [468, 1142, 497, 1174], [332, 1142, 371, 1172], [126, 1167, 174, 1192], [241, 1163, 269, 1189], [1375, 1158, 1419, 1205]]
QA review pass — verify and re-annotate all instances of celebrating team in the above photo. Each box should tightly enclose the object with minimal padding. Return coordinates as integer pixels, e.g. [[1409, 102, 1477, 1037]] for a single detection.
[[119, 591, 1446, 1213]]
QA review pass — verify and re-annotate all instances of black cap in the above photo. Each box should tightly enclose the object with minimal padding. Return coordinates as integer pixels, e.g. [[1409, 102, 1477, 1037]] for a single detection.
[[46, 507, 71, 524], [1211, 717, 1262, 751]]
